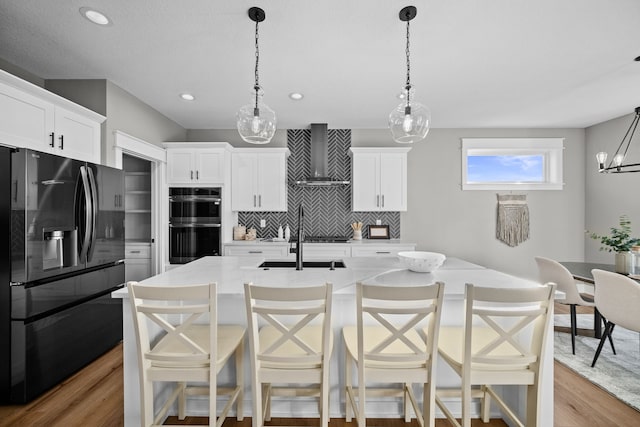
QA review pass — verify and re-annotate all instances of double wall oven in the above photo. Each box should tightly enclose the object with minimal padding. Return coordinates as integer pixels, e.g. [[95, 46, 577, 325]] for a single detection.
[[169, 187, 221, 264]]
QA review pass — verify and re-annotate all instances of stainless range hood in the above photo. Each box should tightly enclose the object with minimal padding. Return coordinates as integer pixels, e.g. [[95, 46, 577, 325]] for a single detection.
[[294, 123, 350, 186]]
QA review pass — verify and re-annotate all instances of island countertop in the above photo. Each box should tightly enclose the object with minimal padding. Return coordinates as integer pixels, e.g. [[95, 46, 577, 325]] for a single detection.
[[112, 255, 539, 299]]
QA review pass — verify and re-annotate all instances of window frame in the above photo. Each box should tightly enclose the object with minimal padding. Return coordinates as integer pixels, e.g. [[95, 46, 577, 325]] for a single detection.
[[461, 138, 564, 190]]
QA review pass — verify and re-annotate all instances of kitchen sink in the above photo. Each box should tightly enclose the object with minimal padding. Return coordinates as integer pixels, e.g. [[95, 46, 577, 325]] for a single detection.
[[259, 260, 346, 269]]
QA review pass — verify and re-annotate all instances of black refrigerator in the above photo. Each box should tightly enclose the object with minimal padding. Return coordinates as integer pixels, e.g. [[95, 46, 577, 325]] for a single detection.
[[0, 146, 125, 403]]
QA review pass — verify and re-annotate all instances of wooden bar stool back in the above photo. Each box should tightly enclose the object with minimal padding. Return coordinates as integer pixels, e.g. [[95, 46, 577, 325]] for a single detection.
[[244, 282, 333, 427], [128, 282, 245, 427], [342, 282, 444, 427], [436, 283, 555, 427]]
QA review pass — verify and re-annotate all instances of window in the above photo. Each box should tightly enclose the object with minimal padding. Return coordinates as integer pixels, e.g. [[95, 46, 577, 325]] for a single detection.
[[461, 138, 564, 190]]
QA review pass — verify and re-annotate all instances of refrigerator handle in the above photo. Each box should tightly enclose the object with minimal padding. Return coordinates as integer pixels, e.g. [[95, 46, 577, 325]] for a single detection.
[[86, 167, 98, 261], [77, 166, 92, 262]]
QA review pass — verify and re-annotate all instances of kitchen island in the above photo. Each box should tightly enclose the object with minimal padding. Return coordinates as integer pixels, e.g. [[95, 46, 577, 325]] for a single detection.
[[112, 255, 553, 426]]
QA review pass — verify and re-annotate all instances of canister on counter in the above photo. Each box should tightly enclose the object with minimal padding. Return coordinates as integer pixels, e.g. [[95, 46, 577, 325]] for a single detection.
[[233, 225, 246, 240]]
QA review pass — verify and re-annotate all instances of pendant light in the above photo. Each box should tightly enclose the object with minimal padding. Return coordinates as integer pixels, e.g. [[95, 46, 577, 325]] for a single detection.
[[389, 6, 430, 144], [236, 7, 276, 144], [596, 107, 640, 173]]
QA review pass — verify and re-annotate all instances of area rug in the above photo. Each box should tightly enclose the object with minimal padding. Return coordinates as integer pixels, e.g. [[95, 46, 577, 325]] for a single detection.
[[554, 314, 640, 411]]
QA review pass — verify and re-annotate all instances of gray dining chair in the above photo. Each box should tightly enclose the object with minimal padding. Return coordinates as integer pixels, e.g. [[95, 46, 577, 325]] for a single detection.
[[535, 256, 602, 354], [591, 269, 640, 367]]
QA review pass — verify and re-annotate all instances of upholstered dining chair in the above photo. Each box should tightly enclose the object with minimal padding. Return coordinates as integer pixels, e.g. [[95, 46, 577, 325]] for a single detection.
[[591, 269, 640, 367], [535, 256, 600, 354], [244, 282, 333, 427], [128, 281, 245, 427], [437, 283, 556, 427], [342, 282, 444, 427]]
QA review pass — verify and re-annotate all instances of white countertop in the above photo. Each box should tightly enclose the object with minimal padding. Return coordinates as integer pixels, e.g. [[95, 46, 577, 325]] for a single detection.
[[112, 255, 538, 299]]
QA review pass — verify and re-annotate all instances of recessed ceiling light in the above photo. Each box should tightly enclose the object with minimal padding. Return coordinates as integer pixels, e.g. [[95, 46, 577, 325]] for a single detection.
[[180, 93, 195, 101], [79, 7, 111, 26], [289, 92, 304, 101]]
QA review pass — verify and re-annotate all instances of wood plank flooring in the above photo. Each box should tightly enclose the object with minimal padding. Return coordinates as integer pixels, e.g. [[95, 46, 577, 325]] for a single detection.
[[1, 325, 639, 427]]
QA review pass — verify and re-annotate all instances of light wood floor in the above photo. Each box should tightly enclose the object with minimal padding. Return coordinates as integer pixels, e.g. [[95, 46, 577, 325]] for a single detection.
[[1, 306, 639, 427]]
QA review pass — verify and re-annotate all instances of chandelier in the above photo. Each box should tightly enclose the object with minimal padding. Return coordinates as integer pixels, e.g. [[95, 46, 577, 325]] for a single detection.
[[388, 6, 430, 144], [596, 107, 640, 173], [236, 7, 276, 144]]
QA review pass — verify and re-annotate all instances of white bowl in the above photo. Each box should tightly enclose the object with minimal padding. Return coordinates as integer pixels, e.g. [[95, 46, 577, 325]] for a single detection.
[[397, 251, 446, 273]]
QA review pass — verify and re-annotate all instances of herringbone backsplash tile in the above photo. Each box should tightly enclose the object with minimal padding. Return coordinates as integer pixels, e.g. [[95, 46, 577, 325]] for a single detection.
[[238, 129, 401, 239]]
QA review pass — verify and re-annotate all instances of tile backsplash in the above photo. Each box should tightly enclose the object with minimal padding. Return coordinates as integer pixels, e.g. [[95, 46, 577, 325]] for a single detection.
[[238, 129, 400, 239]]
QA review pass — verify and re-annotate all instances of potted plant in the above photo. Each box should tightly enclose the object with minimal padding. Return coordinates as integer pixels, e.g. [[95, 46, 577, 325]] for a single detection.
[[588, 215, 640, 274]]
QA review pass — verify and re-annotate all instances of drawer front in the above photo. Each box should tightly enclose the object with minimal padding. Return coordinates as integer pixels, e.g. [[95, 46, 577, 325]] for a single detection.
[[224, 245, 288, 258], [351, 245, 415, 257], [303, 245, 351, 259], [125, 244, 151, 259]]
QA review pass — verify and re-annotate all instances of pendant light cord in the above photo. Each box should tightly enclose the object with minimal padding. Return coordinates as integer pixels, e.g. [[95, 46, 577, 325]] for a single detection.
[[254, 19, 260, 111], [405, 18, 411, 105]]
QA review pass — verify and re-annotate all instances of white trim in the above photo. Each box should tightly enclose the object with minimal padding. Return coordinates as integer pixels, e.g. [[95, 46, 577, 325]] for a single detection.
[[114, 130, 166, 167], [461, 137, 564, 190], [114, 130, 166, 277]]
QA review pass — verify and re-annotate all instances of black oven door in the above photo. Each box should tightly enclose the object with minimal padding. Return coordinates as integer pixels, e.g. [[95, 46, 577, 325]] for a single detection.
[[169, 224, 221, 264], [169, 188, 221, 224]]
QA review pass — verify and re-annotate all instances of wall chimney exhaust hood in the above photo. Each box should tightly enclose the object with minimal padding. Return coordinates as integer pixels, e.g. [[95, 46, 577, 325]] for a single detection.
[[294, 123, 350, 186]]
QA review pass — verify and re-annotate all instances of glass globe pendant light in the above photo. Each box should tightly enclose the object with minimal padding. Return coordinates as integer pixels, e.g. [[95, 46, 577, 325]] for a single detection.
[[236, 7, 276, 144], [389, 6, 430, 144]]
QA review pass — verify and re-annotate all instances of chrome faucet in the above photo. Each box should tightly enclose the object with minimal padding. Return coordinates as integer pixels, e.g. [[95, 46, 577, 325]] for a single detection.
[[289, 203, 304, 270]]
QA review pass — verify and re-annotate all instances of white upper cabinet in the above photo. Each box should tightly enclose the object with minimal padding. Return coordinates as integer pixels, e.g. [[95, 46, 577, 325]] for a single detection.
[[231, 149, 289, 211], [0, 70, 104, 163], [350, 147, 410, 212], [164, 142, 230, 185], [52, 106, 101, 163]]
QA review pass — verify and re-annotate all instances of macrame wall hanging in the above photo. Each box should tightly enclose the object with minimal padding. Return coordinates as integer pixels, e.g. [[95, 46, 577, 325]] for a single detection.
[[496, 194, 529, 247]]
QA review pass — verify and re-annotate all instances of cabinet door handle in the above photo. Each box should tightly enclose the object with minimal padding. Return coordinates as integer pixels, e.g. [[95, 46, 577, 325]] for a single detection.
[[115, 195, 118, 207], [129, 250, 141, 254], [196, 170, 199, 180], [190, 170, 194, 180], [248, 250, 263, 254], [258, 195, 262, 207], [49, 132, 55, 147], [381, 194, 385, 207], [376, 195, 380, 207], [253, 195, 257, 207], [59, 135, 64, 149], [376, 251, 391, 254]]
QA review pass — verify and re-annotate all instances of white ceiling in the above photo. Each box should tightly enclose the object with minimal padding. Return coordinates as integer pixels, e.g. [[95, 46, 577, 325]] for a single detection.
[[1, 0, 639, 130]]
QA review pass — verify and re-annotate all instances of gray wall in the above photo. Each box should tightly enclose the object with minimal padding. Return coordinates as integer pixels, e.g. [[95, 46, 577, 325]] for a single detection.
[[186, 129, 287, 148], [43, 78, 187, 166], [45, 79, 107, 115], [585, 112, 640, 263], [401, 128, 586, 280], [0, 58, 43, 87], [104, 81, 186, 165]]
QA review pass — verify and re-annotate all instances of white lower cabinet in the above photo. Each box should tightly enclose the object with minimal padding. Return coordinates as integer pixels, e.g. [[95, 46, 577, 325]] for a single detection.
[[223, 245, 289, 258], [125, 243, 152, 282], [223, 242, 416, 259], [303, 245, 352, 259], [351, 244, 416, 257]]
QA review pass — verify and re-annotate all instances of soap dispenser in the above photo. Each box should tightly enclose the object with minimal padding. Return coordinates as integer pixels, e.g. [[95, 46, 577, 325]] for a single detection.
[[278, 225, 284, 240], [284, 225, 291, 242]]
